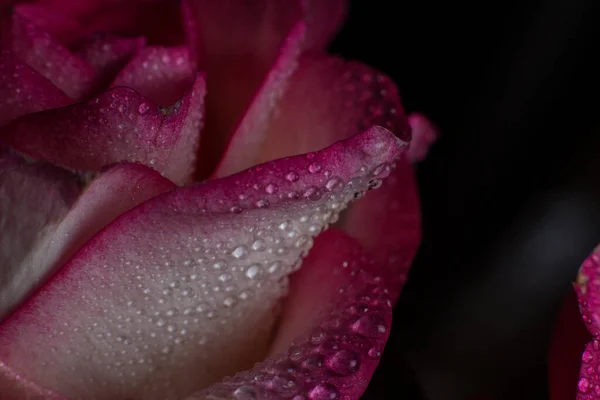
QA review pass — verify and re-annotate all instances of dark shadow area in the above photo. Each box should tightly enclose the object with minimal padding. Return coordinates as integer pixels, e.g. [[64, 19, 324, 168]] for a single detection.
[[331, 0, 600, 398]]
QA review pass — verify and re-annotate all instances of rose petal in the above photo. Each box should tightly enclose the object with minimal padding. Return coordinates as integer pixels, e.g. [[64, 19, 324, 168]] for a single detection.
[[188, 229, 391, 400], [13, 3, 83, 44], [77, 1, 186, 47], [0, 49, 71, 126], [343, 157, 421, 301], [111, 46, 196, 107], [187, 0, 347, 176], [215, 57, 411, 177], [574, 246, 600, 399], [0, 362, 66, 400], [212, 56, 419, 293], [76, 35, 146, 90], [407, 112, 439, 163], [2, 12, 96, 100], [0, 155, 175, 320], [212, 21, 306, 178], [576, 247, 600, 334], [0, 127, 404, 400], [0, 75, 206, 185], [549, 291, 591, 400], [0, 153, 81, 316]]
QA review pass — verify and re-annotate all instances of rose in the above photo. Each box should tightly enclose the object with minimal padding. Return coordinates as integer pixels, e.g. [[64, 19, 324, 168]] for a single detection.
[[0, 1, 436, 399], [548, 246, 600, 400]]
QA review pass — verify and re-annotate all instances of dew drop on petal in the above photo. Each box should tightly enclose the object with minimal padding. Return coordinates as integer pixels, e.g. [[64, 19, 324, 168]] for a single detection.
[[245, 265, 262, 280], [326, 349, 359, 376], [231, 246, 248, 260], [578, 377, 591, 393], [308, 383, 338, 400], [138, 102, 150, 114], [308, 162, 322, 174], [286, 171, 299, 182]]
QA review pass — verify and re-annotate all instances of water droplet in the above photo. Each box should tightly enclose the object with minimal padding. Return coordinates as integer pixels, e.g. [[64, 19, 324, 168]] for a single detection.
[[372, 163, 391, 178], [265, 183, 278, 194], [308, 162, 322, 174], [326, 349, 359, 376], [255, 199, 270, 208], [230, 205, 243, 214], [138, 103, 150, 114], [245, 264, 262, 279], [304, 186, 322, 201], [286, 171, 299, 182], [267, 375, 298, 396], [295, 235, 309, 248], [223, 297, 237, 308], [212, 260, 227, 270], [195, 302, 209, 313], [351, 315, 386, 337], [161, 346, 173, 355], [165, 308, 178, 317], [325, 177, 344, 193], [233, 386, 257, 400], [218, 272, 232, 282], [232, 246, 248, 259], [583, 350, 594, 363], [578, 377, 590, 393], [308, 383, 338, 400], [267, 261, 282, 274], [251, 239, 266, 252], [367, 347, 381, 358], [367, 179, 382, 190]]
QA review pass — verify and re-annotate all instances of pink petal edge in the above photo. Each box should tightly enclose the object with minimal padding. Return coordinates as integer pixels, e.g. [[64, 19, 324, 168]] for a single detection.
[[0, 155, 175, 320], [0, 75, 206, 185], [189, 229, 391, 400], [111, 46, 196, 107], [0, 127, 404, 400], [343, 157, 421, 302], [0, 49, 71, 126], [407, 112, 439, 164], [213, 21, 307, 178], [575, 246, 600, 399], [215, 56, 411, 178], [2, 12, 96, 100], [187, 0, 347, 176]]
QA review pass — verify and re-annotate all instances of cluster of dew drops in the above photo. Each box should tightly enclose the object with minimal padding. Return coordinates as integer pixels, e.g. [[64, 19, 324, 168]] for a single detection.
[[43, 153, 395, 396], [577, 253, 600, 399], [194, 256, 392, 400]]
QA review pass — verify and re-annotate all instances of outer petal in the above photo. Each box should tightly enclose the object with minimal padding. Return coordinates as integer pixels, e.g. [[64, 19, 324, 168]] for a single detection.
[[215, 57, 410, 177], [0, 76, 206, 185], [188, 229, 392, 400], [0, 128, 404, 400], [186, 0, 347, 175], [13, 3, 83, 43], [75, 35, 146, 91], [111, 46, 196, 107], [0, 49, 71, 126], [407, 112, 439, 163], [0, 155, 175, 319], [574, 246, 600, 399], [36, 0, 186, 46], [2, 12, 96, 100], [343, 157, 421, 301]]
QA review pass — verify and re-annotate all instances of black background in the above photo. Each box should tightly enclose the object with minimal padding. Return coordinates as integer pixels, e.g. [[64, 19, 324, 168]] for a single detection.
[[331, 1, 600, 399]]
